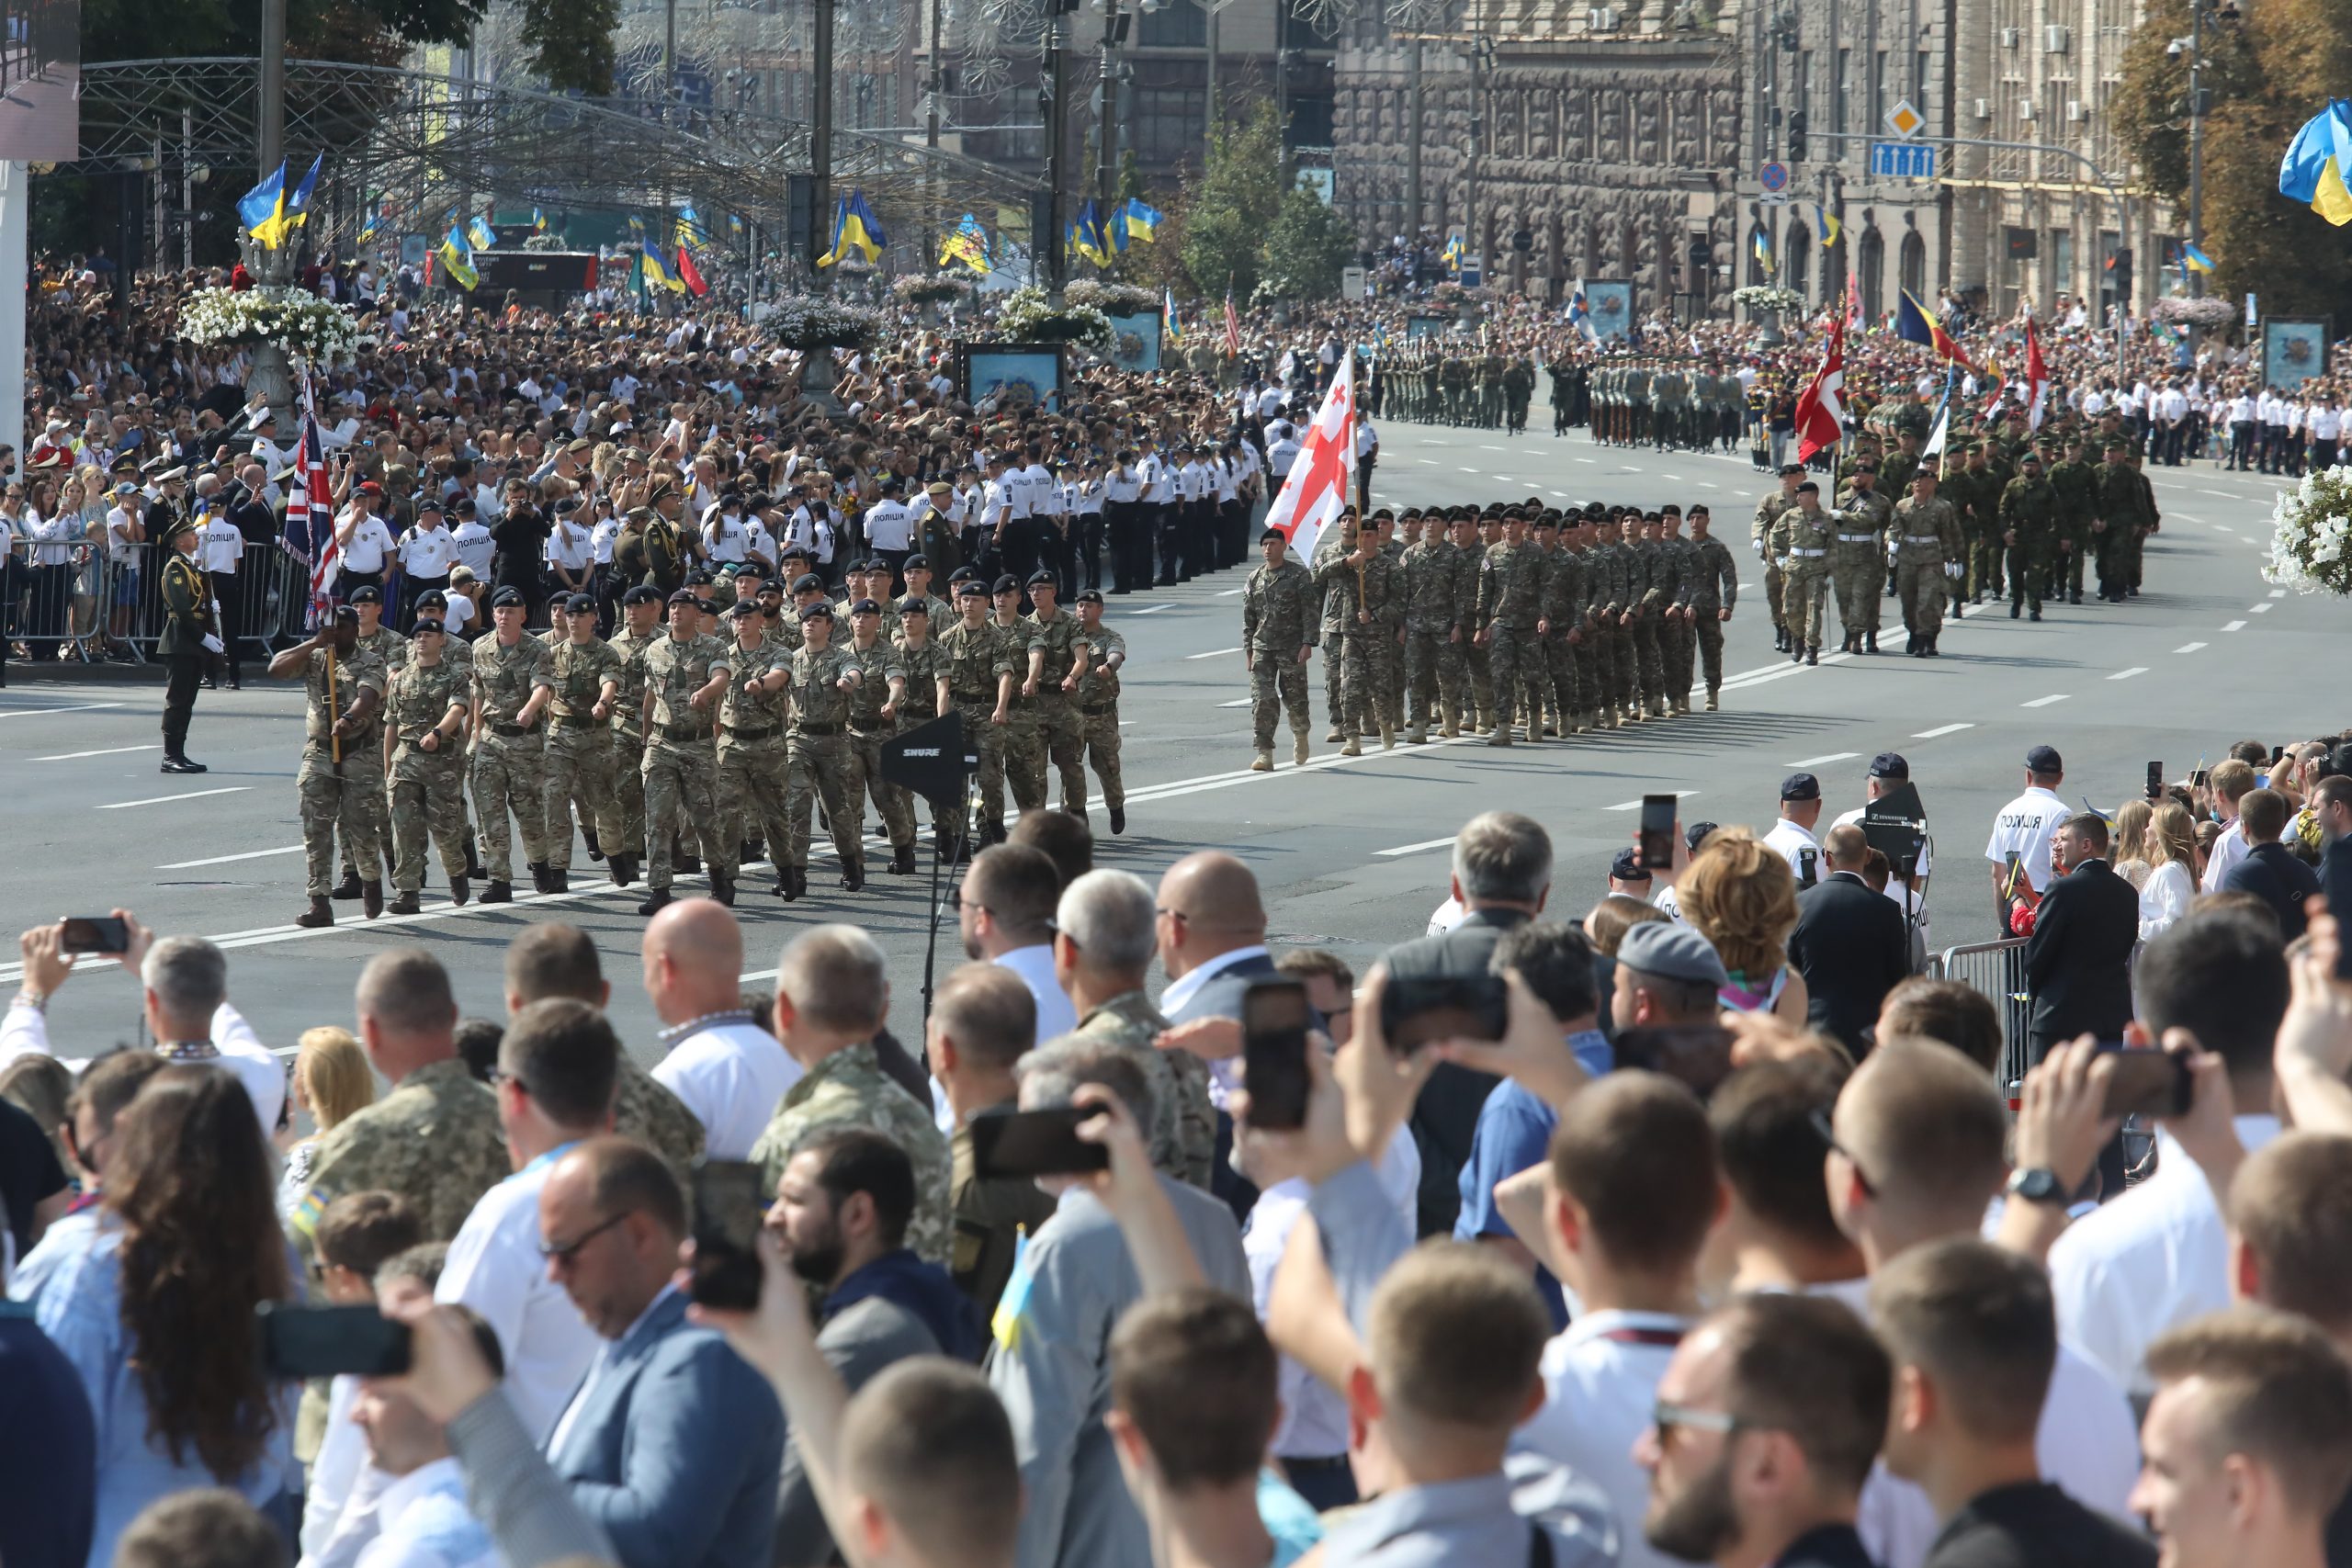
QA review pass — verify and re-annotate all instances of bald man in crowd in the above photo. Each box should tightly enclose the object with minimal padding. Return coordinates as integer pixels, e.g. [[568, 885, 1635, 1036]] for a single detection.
[[642, 898, 801, 1160], [1153, 850, 1281, 1218]]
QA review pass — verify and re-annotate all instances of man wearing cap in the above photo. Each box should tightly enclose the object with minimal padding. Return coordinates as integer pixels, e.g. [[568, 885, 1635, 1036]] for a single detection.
[[637, 588, 735, 914], [394, 501, 460, 634], [468, 587, 555, 903], [543, 497, 596, 608], [783, 600, 866, 896], [881, 594, 952, 863], [540, 593, 622, 895], [1998, 448, 2058, 622], [270, 607, 390, 927], [1069, 589, 1128, 835], [1611, 919, 1732, 1041], [896, 555, 953, 641], [989, 574, 1051, 813], [600, 585, 666, 886], [380, 611, 473, 914], [155, 514, 218, 773], [941, 580, 1017, 847], [1752, 463, 1803, 653], [2046, 434, 2095, 605], [910, 480, 964, 580], [1763, 773, 1826, 888], [716, 598, 795, 897], [640, 479, 702, 595], [1832, 752, 1933, 953], [194, 480, 254, 684], [335, 481, 397, 600], [1986, 745, 2073, 920], [1023, 572, 1091, 816], [2091, 438, 2154, 602], [1771, 481, 1836, 667], [1891, 468, 1962, 657], [862, 477, 915, 592]]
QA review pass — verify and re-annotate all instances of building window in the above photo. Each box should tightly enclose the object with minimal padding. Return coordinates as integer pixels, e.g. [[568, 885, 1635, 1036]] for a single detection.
[[1834, 48, 1849, 139], [1138, 0, 1206, 47], [2051, 229, 2074, 304], [1289, 93, 1334, 148], [1137, 87, 1204, 161]]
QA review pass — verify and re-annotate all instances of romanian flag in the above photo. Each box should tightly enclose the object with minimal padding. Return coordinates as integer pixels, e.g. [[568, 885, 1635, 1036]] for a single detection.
[[1752, 228, 1774, 276], [1069, 200, 1114, 267], [1894, 289, 1973, 369], [939, 212, 991, 274], [2280, 100, 2352, 227], [818, 190, 887, 267], [240, 163, 291, 250], [438, 228, 479, 290], [641, 243, 685, 294], [286, 155, 322, 232], [2180, 241, 2216, 273], [675, 244, 709, 298], [468, 215, 498, 251], [1123, 197, 1164, 243]]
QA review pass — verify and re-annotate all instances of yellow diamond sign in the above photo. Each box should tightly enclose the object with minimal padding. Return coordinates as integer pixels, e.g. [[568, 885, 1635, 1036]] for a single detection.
[[1886, 99, 1925, 138]]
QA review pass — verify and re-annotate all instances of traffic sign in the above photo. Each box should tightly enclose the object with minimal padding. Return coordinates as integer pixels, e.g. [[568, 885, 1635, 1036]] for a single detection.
[[1759, 161, 1790, 193], [1885, 98, 1925, 138], [1870, 141, 1937, 179]]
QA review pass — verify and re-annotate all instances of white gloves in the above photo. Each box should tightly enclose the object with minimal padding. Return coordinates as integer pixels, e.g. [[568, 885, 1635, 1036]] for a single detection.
[[201, 634, 225, 654], [1944, 562, 1963, 581]]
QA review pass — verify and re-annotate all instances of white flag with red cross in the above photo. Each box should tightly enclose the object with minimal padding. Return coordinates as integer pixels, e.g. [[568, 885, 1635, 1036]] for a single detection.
[[1264, 348, 1355, 563]]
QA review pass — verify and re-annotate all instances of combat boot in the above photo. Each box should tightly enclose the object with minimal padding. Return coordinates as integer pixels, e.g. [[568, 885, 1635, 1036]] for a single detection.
[[637, 887, 674, 917], [781, 865, 807, 901], [330, 868, 363, 900], [544, 869, 569, 894], [295, 897, 334, 929], [1407, 724, 1427, 745], [1293, 735, 1310, 766], [1865, 631, 1878, 653], [678, 843, 701, 874], [361, 880, 384, 919], [709, 867, 736, 908], [528, 861, 550, 892], [450, 876, 470, 906], [890, 844, 918, 874], [841, 861, 865, 893], [1340, 736, 1362, 757], [608, 855, 635, 887], [584, 828, 603, 862], [1705, 688, 1720, 712], [481, 880, 514, 904], [1487, 728, 1512, 748], [1110, 807, 1126, 834], [1251, 749, 1273, 772], [2011, 601, 2022, 619], [742, 836, 763, 863], [1805, 645, 1820, 667], [388, 891, 423, 916], [1380, 722, 1396, 750], [1325, 724, 1343, 742], [464, 836, 485, 879]]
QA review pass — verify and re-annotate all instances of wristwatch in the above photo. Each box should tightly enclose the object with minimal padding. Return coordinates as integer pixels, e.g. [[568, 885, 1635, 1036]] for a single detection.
[[2006, 1166, 2069, 1206]]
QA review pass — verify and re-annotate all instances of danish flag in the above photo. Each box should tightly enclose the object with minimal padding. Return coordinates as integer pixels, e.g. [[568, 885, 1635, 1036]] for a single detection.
[[1263, 348, 1355, 562], [1792, 316, 1847, 463], [2024, 318, 2052, 431]]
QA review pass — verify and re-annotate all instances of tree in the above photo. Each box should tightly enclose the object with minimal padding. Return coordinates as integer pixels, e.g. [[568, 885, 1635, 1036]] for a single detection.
[[513, 0, 620, 94], [1259, 179, 1355, 299], [1182, 102, 1283, 301]]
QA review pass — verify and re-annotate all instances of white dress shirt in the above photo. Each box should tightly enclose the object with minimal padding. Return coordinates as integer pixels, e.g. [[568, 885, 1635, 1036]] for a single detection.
[[1515, 1310, 1690, 1568], [1761, 817, 1823, 883], [341, 513, 395, 575], [300, 1373, 367, 1560], [2138, 858, 2196, 939], [349, 1456, 498, 1568], [2050, 1116, 2284, 1398], [435, 1155, 601, 1445], [397, 525, 460, 578], [649, 1014, 804, 1161], [2199, 820, 2248, 893], [1984, 784, 2071, 894], [212, 1002, 288, 1132], [994, 945, 1079, 1045]]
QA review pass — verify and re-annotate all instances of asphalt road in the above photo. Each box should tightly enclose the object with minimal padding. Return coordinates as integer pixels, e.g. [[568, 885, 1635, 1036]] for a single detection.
[[2, 422, 2320, 1075]]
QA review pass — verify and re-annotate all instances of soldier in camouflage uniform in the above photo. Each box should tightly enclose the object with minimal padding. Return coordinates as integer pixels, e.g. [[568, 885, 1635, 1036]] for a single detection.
[[465, 587, 553, 904], [1894, 470, 1964, 656], [882, 596, 954, 862], [2092, 438, 2155, 603], [1653, 362, 1687, 451], [1313, 520, 1401, 755], [1464, 513, 1501, 728], [1023, 572, 1090, 814], [990, 575, 1050, 814], [941, 581, 1015, 846], [1591, 510, 1640, 725], [330, 587, 404, 904], [1831, 460, 1894, 653], [1242, 527, 1317, 770], [1624, 360, 1653, 446], [717, 600, 794, 895], [750, 1028, 955, 1268], [1650, 508, 1696, 714], [841, 596, 916, 874], [1310, 514, 1354, 741], [1439, 353, 1472, 426], [1400, 511, 1473, 741], [1625, 513, 1670, 716], [1367, 514, 1408, 737], [2045, 435, 2095, 604], [1474, 511, 1544, 746], [599, 586, 662, 888], [1539, 513, 1589, 733], [273, 609, 392, 929], [1068, 971, 1216, 1188], [1771, 483, 1838, 665], [289, 1033, 507, 1265], [1998, 449, 2059, 621], [636, 588, 735, 915], [381, 618, 472, 915], [1753, 466, 1803, 652], [1501, 356, 1535, 435], [1678, 507, 1739, 708], [539, 592, 622, 894], [783, 603, 865, 897], [1071, 590, 1127, 833]]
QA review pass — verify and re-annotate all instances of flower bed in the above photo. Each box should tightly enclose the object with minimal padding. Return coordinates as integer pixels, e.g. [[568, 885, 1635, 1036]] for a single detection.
[[2265, 467, 2352, 596], [766, 295, 887, 348]]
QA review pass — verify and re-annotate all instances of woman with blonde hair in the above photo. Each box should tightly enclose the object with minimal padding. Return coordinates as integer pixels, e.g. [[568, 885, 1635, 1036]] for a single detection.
[[1676, 829, 1810, 1022], [2109, 798, 2155, 890], [2138, 800, 2201, 939], [275, 1026, 375, 1218]]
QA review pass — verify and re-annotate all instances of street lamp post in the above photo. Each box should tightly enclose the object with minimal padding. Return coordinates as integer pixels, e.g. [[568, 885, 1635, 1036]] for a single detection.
[[811, 0, 835, 290]]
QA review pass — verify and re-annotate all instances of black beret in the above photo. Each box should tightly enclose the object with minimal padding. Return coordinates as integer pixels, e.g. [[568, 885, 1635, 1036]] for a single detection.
[[490, 586, 525, 608], [622, 585, 662, 605], [851, 598, 882, 615], [347, 585, 382, 605], [565, 592, 596, 615], [793, 573, 825, 593], [665, 588, 698, 607], [797, 602, 834, 622]]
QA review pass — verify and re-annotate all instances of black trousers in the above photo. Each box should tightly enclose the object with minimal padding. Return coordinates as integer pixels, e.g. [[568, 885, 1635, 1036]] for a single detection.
[[1076, 513, 1103, 590], [1104, 502, 1135, 592], [400, 572, 448, 634], [163, 650, 202, 757], [1156, 503, 1184, 586]]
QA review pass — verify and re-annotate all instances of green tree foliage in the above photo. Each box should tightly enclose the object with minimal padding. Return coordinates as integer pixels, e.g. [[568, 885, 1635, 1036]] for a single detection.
[[1259, 179, 1354, 299], [1181, 102, 1283, 301], [514, 0, 620, 94]]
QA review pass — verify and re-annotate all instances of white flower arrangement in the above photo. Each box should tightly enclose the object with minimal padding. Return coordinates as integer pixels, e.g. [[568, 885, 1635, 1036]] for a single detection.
[[991, 285, 1114, 349], [175, 287, 367, 364], [2264, 467, 2352, 597], [766, 295, 886, 348], [1732, 285, 1805, 313], [2148, 295, 2234, 329], [1064, 278, 1159, 316], [891, 274, 974, 306]]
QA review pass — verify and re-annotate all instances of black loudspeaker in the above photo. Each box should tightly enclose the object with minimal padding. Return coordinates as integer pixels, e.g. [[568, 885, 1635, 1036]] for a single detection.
[[786, 174, 816, 267], [878, 711, 974, 803]]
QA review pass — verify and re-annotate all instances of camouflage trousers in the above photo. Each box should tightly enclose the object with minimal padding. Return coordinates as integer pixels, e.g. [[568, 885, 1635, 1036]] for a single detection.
[[641, 739, 726, 890], [787, 730, 863, 873], [299, 743, 385, 897], [1895, 557, 1947, 639], [1333, 631, 1386, 739], [541, 722, 616, 871], [1760, 560, 1787, 630], [717, 733, 791, 864], [1576, 624, 1612, 715], [1783, 564, 1833, 650], [469, 731, 548, 884], [1606, 624, 1641, 710], [1401, 628, 1465, 728], [1969, 527, 2006, 601], [1658, 615, 1694, 702], [1035, 694, 1088, 812], [389, 745, 468, 894], [1373, 633, 1404, 729], [1486, 623, 1543, 735], [1632, 618, 1666, 705], [1833, 548, 1883, 640], [1323, 638, 1344, 728], [1464, 638, 1495, 728], [1250, 654, 1311, 749], [1003, 700, 1046, 814], [597, 728, 647, 864], [1694, 615, 1726, 693], [1544, 635, 1581, 724], [1080, 703, 1124, 808], [849, 727, 917, 851], [952, 700, 1007, 829]]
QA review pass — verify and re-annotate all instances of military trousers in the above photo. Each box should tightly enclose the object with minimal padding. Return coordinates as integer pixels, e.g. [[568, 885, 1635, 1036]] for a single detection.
[[847, 727, 916, 850], [786, 730, 863, 873], [1761, 561, 1787, 629], [2007, 543, 2048, 613], [469, 729, 548, 884], [1832, 548, 1882, 640], [389, 745, 469, 894], [1334, 631, 1385, 738], [1002, 698, 1046, 813], [1080, 703, 1125, 808], [541, 722, 616, 871], [1694, 615, 1726, 692], [1544, 634, 1580, 726], [1783, 564, 1832, 650], [1633, 618, 1666, 704], [1250, 653, 1312, 750], [1486, 623, 1542, 735], [300, 741, 386, 897], [1969, 527, 2006, 601], [598, 728, 646, 864], [953, 698, 1009, 831], [1658, 615, 1694, 700], [1401, 627, 1465, 728], [1895, 557, 1948, 640], [641, 738, 726, 890], [717, 732, 792, 866], [1031, 694, 1087, 812]]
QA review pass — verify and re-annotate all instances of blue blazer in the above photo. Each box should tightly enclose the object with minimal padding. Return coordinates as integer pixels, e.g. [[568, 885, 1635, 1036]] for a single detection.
[[547, 1288, 786, 1568], [1163, 952, 1288, 1026]]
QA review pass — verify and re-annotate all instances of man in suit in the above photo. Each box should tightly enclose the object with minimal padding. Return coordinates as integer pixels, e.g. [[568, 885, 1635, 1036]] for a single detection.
[[1380, 810, 1551, 1236], [2220, 787, 2321, 941], [1789, 824, 1912, 1058], [1154, 850, 1284, 1219], [540, 1136, 786, 1568], [2023, 812, 2142, 1196]]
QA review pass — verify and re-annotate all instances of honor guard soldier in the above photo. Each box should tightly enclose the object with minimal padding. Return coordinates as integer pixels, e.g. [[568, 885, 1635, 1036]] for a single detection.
[[540, 593, 621, 894], [156, 513, 215, 774], [382, 615, 473, 914], [1775, 481, 1838, 666], [881, 595, 951, 866], [272, 606, 390, 928], [990, 574, 1050, 813], [635, 588, 735, 916], [1832, 459, 1894, 653], [785, 600, 866, 897], [1071, 590, 1126, 835], [1243, 527, 1317, 771]]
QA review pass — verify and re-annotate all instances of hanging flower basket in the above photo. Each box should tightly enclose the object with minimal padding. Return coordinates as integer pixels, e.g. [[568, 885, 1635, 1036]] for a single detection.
[[1065, 278, 1159, 316], [991, 286, 1114, 350], [892, 274, 974, 308], [1733, 285, 1805, 313], [2264, 468, 2352, 597], [766, 295, 886, 349], [2148, 295, 2234, 329], [175, 287, 367, 364]]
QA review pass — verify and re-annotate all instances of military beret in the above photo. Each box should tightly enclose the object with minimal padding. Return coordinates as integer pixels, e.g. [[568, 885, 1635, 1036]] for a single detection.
[[1778, 463, 1805, 477], [956, 581, 988, 598], [347, 585, 383, 605], [413, 589, 449, 611], [412, 617, 447, 635], [898, 596, 930, 614], [1260, 528, 1286, 544], [992, 574, 1020, 593], [665, 588, 698, 607], [729, 599, 762, 619], [491, 586, 526, 608], [948, 565, 977, 582], [904, 553, 930, 570], [697, 597, 719, 615], [851, 598, 882, 615], [1025, 570, 1056, 588], [797, 602, 834, 623], [622, 585, 662, 605], [793, 573, 825, 593], [565, 592, 596, 615], [1076, 588, 1104, 604], [1617, 921, 1729, 987]]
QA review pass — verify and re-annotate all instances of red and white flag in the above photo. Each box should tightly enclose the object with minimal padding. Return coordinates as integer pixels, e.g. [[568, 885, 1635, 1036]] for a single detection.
[[1264, 347, 1354, 563], [294, 382, 339, 626], [1223, 288, 1242, 358], [2024, 317, 2051, 431], [1793, 315, 1846, 462]]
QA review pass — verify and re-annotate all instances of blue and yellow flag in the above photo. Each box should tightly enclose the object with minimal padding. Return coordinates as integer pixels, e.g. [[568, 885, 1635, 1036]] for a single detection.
[[641, 242, 685, 294], [1752, 228, 1774, 276], [627, 215, 647, 242], [468, 215, 498, 251], [240, 163, 291, 250], [1814, 203, 1840, 246], [2281, 100, 2352, 226], [357, 196, 382, 245], [818, 191, 887, 268], [1068, 200, 1116, 267], [438, 228, 479, 290], [677, 205, 710, 252], [2181, 241, 2216, 273], [990, 1230, 1035, 1351], [1123, 197, 1163, 243], [1163, 288, 1181, 339], [940, 212, 991, 274], [727, 212, 744, 238], [532, 207, 548, 233], [286, 155, 322, 232], [1442, 234, 1463, 273]]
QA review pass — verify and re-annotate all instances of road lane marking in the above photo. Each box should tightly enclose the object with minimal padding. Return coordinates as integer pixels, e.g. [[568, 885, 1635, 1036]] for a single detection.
[[1913, 723, 1974, 739], [1136, 604, 1178, 615], [2109, 667, 2148, 682], [1186, 646, 1243, 660], [1787, 751, 1860, 768], [99, 785, 250, 809], [1606, 793, 1700, 811], [157, 845, 303, 869], [2269, 589, 2287, 599], [36, 744, 159, 761], [2021, 694, 2069, 708], [1217, 697, 1252, 707], [1216, 587, 1246, 596], [2200, 489, 2235, 498], [2222, 619, 2246, 631], [0, 702, 126, 720], [2252, 603, 2274, 614], [1376, 836, 1459, 857], [2176, 642, 2209, 653]]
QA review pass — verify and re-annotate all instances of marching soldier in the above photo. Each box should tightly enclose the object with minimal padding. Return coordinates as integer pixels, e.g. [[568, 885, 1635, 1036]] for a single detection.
[[1242, 527, 1317, 771], [381, 615, 472, 914], [1539, 513, 1588, 734], [600, 585, 663, 887], [272, 607, 390, 929], [1752, 463, 1804, 652], [540, 592, 621, 895], [2045, 436, 2096, 605], [1650, 508, 1695, 714], [1653, 361, 1687, 452], [842, 596, 917, 876], [635, 588, 734, 916], [2092, 437, 2155, 603], [1893, 469, 1963, 657], [1832, 459, 1893, 653], [1583, 510, 1630, 728], [782, 601, 865, 897], [717, 599, 794, 897], [1071, 589, 1127, 835], [1625, 512, 1669, 716], [941, 581, 1016, 846], [882, 595, 952, 865], [991, 574, 1050, 815], [1313, 518, 1400, 755], [1998, 450, 2059, 622], [1678, 507, 1739, 710], [1774, 481, 1837, 666], [1501, 356, 1535, 435], [330, 587, 405, 904], [1400, 509, 1472, 741], [1023, 572, 1090, 816], [156, 513, 214, 774], [1313, 516, 1356, 741], [1473, 511, 1544, 747], [468, 587, 554, 904]]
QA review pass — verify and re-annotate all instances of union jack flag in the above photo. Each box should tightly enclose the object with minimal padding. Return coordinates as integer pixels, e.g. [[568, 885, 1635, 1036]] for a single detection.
[[1223, 286, 1241, 358], [277, 378, 338, 627]]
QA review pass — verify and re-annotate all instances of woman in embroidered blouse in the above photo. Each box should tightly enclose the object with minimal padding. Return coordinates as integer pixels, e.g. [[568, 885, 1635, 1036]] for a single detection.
[[275, 1026, 376, 1220]]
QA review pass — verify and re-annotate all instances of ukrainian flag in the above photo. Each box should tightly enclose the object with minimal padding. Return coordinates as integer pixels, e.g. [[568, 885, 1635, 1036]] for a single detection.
[[1124, 197, 1164, 243], [627, 215, 646, 241], [1815, 203, 1840, 246], [641, 242, 685, 293], [2181, 241, 2216, 273], [533, 207, 548, 233], [1163, 288, 1181, 339], [677, 205, 710, 251], [357, 196, 382, 244], [468, 215, 498, 251], [1442, 234, 1463, 273], [818, 190, 887, 267], [286, 155, 322, 232], [438, 228, 479, 290], [990, 1230, 1035, 1351], [2280, 100, 2352, 226], [1069, 200, 1114, 267], [1753, 228, 1774, 275], [940, 212, 991, 274], [240, 163, 291, 250]]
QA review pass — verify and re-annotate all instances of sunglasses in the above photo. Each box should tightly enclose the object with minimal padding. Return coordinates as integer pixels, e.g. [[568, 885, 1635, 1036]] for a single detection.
[[1809, 1104, 1876, 1199], [1652, 1400, 1741, 1445]]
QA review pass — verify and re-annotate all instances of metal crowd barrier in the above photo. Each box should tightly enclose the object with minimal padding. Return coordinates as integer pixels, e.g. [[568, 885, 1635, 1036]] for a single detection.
[[1925, 937, 2034, 1091], [1, 537, 311, 666]]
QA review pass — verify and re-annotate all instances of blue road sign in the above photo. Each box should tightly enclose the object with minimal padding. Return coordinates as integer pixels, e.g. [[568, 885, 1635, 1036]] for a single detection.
[[1760, 161, 1790, 192], [1870, 141, 1937, 179]]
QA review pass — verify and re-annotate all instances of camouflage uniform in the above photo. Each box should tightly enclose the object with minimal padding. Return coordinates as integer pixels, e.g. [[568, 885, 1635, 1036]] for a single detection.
[[2046, 450, 2096, 601], [639, 632, 733, 892], [383, 655, 470, 897], [1474, 536, 1544, 744], [342, 625, 406, 883], [1539, 539, 1589, 731], [717, 632, 794, 870], [616, 1055, 707, 1180], [1026, 606, 1090, 812], [1625, 528, 1669, 715], [1310, 525, 1353, 739], [886, 635, 950, 847], [1074, 624, 1125, 810], [1950, 459, 2004, 605], [298, 642, 391, 899], [1587, 529, 1634, 723], [1773, 504, 1837, 654], [1645, 529, 1693, 712], [542, 636, 622, 873], [288, 1057, 506, 1262], [1073, 990, 1215, 1188], [2092, 457, 2155, 600], [749, 1043, 954, 1267], [1241, 556, 1317, 759], [787, 639, 865, 876], [1893, 493, 1963, 649], [1831, 483, 1894, 647], [1997, 469, 2058, 616], [1752, 491, 1796, 642], [1313, 544, 1401, 747], [469, 634, 552, 885], [1399, 534, 1471, 738], [940, 617, 1015, 832], [602, 624, 655, 865], [1678, 532, 1739, 703], [843, 632, 911, 858], [995, 614, 1050, 815]]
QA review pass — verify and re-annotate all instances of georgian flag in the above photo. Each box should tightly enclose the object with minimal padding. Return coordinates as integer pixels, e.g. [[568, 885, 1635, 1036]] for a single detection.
[[1793, 315, 1846, 463], [1263, 348, 1356, 563]]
